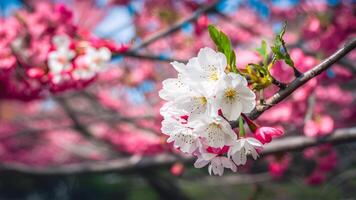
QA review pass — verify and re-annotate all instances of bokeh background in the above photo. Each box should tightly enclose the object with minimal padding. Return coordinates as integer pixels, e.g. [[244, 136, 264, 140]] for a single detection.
[[0, 0, 355, 199]]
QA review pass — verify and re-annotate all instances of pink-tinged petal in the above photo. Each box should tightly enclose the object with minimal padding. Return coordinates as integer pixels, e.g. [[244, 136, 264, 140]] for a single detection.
[[304, 120, 319, 137], [194, 158, 210, 168], [254, 127, 284, 144], [255, 132, 272, 144], [319, 115, 334, 135]]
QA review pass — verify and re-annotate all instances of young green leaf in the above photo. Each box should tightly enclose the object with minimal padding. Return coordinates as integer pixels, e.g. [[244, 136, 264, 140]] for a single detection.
[[256, 40, 268, 66], [208, 24, 239, 73], [270, 22, 295, 68]]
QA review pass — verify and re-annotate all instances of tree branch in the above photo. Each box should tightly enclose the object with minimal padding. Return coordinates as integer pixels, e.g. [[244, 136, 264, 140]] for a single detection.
[[230, 38, 356, 127], [1, 127, 356, 176], [128, 1, 220, 52]]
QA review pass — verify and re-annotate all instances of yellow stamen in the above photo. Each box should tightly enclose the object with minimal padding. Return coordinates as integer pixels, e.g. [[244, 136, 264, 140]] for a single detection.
[[199, 97, 207, 106], [209, 71, 219, 81], [224, 88, 237, 101]]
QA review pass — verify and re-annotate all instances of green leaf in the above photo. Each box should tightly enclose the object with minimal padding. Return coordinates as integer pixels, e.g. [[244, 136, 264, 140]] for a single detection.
[[256, 40, 268, 66], [208, 24, 239, 73], [230, 51, 237, 73], [270, 22, 295, 68], [208, 25, 220, 44]]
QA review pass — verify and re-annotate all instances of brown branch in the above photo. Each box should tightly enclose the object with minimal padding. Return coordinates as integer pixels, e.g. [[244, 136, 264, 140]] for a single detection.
[[114, 51, 187, 63], [229, 38, 356, 127], [1, 127, 356, 176], [128, 0, 220, 52]]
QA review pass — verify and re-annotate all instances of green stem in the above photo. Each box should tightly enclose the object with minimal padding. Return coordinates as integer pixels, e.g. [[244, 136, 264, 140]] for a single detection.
[[239, 116, 246, 138]]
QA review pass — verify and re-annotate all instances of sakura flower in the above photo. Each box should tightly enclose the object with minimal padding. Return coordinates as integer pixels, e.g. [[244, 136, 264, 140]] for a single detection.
[[159, 101, 188, 119], [194, 154, 236, 176], [193, 115, 236, 148], [84, 47, 111, 72], [214, 73, 256, 120], [159, 73, 192, 102], [72, 56, 96, 80], [304, 115, 334, 137], [48, 48, 75, 83], [228, 137, 263, 166], [159, 65, 212, 120], [183, 47, 227, 94], [52, 34, 71, 50], [161, 117, 199, 154]]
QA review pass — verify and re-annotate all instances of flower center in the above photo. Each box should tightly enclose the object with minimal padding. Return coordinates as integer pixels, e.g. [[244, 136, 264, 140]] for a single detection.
[[224, 87, 237, 101], [57, 56, 68, 65], [199, 96, 207, 105], [209, 70, 219, 81]]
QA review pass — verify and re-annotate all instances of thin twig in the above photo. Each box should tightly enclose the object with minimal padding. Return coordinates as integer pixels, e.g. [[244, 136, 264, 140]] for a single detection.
[[128, 0, 220, 52]]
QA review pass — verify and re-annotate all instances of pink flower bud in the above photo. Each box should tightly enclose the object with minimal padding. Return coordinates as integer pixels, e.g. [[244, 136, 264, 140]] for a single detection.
[[254, 127, 284, 144]]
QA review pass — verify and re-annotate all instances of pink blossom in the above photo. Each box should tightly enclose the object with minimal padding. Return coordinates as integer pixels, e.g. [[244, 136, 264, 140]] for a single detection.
[[305, 170, 326, 186], [267, 154, 291, 179], [304, 115, 334, 137]]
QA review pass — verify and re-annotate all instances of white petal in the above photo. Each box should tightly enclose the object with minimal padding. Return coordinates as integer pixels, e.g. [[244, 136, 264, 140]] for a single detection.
[[194, 158, 210, 168], [99, 47, 111, 61], [171, 61, 187, 74], [208, 164, 213, 175], [225, 100, 242, 121], [240, 99, 256, 113], [247, 137, 263, 148]]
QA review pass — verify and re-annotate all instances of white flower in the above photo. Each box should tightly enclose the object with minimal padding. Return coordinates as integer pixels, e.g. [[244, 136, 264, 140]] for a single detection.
[[161, 117, 199, 154], [158, 74, 192, 102], [48, 49, 75, 83], [159, 61, 212, 121], [214, 73, 256, 121], [194, 115, 236, 148], [85, 47, 111, 72], [52, 35, 71, 50], [72, 67, 96, 80], [158, 46, 263, 175], [184, 47, 227, 94], [48, 35, 75, 82], [228, 137, 263, 166], [160, 101, 188, 119], [194, 154, 236, 176]]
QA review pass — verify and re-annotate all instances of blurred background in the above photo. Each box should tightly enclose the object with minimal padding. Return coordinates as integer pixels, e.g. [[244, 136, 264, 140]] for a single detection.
[[0, 0, 355, 199]]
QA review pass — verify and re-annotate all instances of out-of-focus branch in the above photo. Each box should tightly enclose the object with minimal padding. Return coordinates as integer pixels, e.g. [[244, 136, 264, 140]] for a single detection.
[[1, 127, 356, 176], [54, 97, 120, 157], [116, 51, 187, 63], [55, 97, 92, 138], [128, 0, 220, 52]]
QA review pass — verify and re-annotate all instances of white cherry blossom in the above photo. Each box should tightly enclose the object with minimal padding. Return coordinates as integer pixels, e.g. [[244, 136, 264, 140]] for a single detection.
[[228, 137, 263, 166], [193, 115, 236, 148], [158, 46, 262, 175], [184, 47, 227, 94], [161, 117, 199, 154], [214, 73, 256, 121], [158, 74, 192, 102], [52, 34, 71, 50], [194, 154, 236, 176], [84, 47, 111, 72]]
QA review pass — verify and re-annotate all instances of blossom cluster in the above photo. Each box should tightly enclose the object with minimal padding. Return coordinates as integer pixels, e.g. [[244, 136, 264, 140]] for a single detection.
[[159, 47, 283, 175], [0, 3, 111, 101]]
